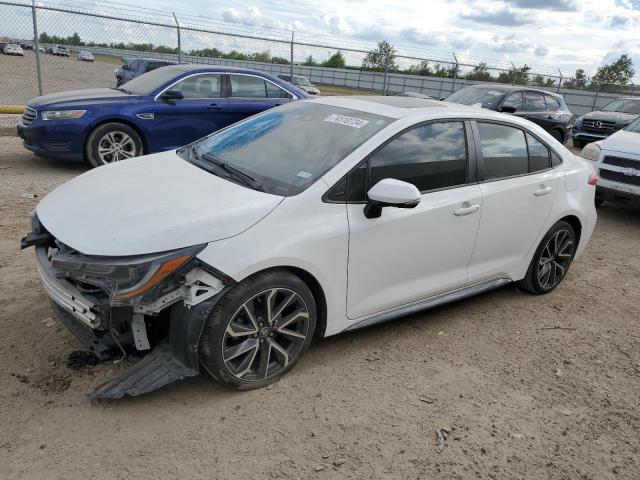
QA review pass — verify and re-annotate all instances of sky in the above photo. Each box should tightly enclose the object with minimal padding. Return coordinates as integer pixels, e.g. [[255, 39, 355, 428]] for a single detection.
[[6, 0, 640, 80]]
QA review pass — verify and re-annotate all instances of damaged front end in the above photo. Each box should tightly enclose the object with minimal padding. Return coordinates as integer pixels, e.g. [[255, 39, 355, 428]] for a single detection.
[[22, 213, 232, 399]]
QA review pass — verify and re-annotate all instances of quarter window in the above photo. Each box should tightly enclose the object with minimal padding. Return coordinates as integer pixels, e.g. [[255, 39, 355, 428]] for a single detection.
[[369, 121, 468, 192], [477, 123, 528, 179], [172, 74, 222, 99], [527, 133, 551, 171], [524, 92, 547, 112]]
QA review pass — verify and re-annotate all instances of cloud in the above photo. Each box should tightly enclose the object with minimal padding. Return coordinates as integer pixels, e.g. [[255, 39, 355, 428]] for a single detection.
[[506, 0, 579, 11], [615, 0, 640, 9], [401, 27, 447, 46], [461, 8, 533, 26], [610, 15, 630, 28], [535, 45, 549, 56], [490, 34, 534, 53], [221, 6, 302, 30]]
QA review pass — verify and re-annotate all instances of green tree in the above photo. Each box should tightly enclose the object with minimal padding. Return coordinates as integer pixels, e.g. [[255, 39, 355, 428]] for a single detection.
[[323, 51, 346, 69], [591, 54, 635, 92], [497, 64, 531, 85], [405, 60, 432, 76], [563, 68, 588, 90], [303, 55, 318, 66], [362, 40, 398, 72], [465, 62, 492, 81]]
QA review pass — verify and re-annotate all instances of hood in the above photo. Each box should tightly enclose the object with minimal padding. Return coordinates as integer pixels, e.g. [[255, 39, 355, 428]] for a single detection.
[[581, 110, 639, 124], [301, 86, 320, 95], [601, 129, 640, 155], [27, 88, 142, 109], [36, 151, 284, 256]]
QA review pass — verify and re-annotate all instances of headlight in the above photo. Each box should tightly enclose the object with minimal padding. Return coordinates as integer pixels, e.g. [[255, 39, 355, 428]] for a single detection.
[[41, 110, 86, 121], [50, 244, 205, 303], [580, 142, 601, 161]]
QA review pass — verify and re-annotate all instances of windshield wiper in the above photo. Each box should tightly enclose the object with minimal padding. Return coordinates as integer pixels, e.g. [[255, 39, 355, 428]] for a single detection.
[[115, 87, 132, 94], [200, 153, 264, 192]]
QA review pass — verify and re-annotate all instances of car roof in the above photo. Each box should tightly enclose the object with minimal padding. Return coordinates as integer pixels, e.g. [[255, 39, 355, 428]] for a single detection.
[[461, 83, 563, 98], [170, 64, 278, 76]]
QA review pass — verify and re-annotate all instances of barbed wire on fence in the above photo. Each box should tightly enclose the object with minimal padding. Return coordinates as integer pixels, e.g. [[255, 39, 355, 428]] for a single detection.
[[0, 0, 637, 129]]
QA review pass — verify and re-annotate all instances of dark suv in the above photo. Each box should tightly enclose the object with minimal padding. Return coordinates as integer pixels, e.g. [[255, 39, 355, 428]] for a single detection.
[[445, 85, 572, 143], [572, 97, 640, 148], [115, 58, 178, 86]]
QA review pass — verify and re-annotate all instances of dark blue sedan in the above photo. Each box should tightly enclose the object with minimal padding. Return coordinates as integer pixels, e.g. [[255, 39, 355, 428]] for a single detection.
[[17, 65, 309, 167]]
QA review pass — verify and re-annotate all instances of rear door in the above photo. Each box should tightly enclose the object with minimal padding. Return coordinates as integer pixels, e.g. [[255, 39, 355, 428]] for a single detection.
[[226, 74, 292, 124], [467, 121, 561, 282], [145, 73, 231, 151], [523, 91, 554, 131]]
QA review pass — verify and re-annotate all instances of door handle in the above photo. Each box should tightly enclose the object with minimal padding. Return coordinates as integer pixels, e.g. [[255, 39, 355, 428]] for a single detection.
[[208, 103, 223, 110], [454, 203, 480, 216], [534, 186, 553, 196]]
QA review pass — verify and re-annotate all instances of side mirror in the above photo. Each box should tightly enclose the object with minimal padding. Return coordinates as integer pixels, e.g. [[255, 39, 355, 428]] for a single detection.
[[364, 178, 421, 219], [498, 105, 516, 113], [160, 89, 184, 101]]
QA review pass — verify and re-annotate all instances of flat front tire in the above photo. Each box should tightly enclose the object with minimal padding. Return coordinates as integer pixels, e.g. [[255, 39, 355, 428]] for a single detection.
[[86, 122, 143, 168], [517, 221, 577, 295], [199, 270, 316, 390]]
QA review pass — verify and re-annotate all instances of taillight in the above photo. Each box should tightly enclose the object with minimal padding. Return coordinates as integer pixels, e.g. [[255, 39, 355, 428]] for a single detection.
[[588, 171, 599, 186]]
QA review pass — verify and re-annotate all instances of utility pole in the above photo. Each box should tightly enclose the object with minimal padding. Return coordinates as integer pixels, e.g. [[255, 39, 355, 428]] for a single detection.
[[290, 30, 294, 80], [32, 0, 43, 95]]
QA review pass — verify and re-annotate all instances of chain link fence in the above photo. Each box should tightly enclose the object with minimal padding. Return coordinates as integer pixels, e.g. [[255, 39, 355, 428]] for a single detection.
[[0, 0, 637, 128]]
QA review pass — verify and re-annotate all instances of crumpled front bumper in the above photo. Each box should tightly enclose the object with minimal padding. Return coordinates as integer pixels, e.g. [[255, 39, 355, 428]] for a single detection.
[[34, 245, 226, 399]]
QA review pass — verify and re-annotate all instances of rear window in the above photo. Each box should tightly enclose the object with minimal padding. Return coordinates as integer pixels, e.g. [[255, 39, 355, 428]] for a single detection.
[[446, 87, 507, 109]]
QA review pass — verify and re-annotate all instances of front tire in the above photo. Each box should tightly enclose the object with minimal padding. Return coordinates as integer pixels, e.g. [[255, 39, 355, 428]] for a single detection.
[[199, 270, 316, 390], [517, 221, 577, 295], [85, 122, 143, 168], [550, 129, 564, 144]]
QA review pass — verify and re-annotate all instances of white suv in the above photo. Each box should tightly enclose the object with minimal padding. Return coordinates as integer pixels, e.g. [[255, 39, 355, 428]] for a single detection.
[[22, 96, 598, 398]]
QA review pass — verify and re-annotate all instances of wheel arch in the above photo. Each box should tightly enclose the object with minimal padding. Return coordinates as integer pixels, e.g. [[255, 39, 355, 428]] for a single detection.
[[236, 265, 328, 338], [558, 214, 582, 246], [84, 117, 148, 156], [550, 127, 565, 143]]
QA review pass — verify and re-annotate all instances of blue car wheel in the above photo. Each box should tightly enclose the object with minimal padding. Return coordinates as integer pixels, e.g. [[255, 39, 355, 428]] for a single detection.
[[86, 122, 143, 168]]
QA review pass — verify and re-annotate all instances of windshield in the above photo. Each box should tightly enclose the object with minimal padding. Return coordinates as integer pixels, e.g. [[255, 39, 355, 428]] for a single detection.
[[602, 98, 640, 114], [446, 87, 507, 108], [625, 117, 640, 133], [185, 102, 391, 196], [121, 66, 182, 95], [294, 76, 311, 86]]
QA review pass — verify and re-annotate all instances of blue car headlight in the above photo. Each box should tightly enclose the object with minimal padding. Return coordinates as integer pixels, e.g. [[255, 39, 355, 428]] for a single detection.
[[41, 110, 87, 121]]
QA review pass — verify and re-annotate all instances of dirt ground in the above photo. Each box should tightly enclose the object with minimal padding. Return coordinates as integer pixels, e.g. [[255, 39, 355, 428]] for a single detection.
[[1, 136, 639, 480]]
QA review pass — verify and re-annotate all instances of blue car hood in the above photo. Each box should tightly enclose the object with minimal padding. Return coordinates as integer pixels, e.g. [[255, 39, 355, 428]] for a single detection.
[[27, 88, 143, 109]]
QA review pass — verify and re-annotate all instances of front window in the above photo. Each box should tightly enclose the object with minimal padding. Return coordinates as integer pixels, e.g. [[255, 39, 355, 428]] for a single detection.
[[120, 66, 182, 95], [171, 74, 222, 98], [446, 87, 507, 109], [602, 98, 640, 114], [294, 76, 312, 87], [185, 102, 391, 196]]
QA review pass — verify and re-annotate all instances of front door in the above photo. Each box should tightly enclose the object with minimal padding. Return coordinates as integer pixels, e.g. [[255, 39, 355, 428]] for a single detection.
[[346, 121, 482, 320], [146, 73, 231, 151], [468, 121, 561, 282]]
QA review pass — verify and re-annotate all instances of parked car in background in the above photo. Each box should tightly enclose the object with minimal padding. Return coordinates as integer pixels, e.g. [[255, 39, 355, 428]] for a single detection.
[[580, 116, 640, 209], [3, 43, 24, 56], [445, 85, 572, 143], [276, 74, 320, 95], [77, 50, 94, 62], [21, 95, 597, 398], [18, 65, 308, 167], [55, 46, 69, 57], [38, 46, 45, 53], [45, 46, 54, 54], [115, 58, 178, 86], [572, 97, 640, 148]]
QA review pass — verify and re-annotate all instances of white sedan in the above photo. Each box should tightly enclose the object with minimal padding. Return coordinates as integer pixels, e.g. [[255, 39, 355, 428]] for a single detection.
[[22, 95, 598, 398]]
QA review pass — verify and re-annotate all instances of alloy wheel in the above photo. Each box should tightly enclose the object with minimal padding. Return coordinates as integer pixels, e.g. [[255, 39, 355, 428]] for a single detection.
[[221, 288, 310, 382], [537, 229, 574, 290], [97, 131, 137, 163]]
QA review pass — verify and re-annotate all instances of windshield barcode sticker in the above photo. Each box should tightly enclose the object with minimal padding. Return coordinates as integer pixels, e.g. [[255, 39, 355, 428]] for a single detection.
[[324, 114, 370, 129]]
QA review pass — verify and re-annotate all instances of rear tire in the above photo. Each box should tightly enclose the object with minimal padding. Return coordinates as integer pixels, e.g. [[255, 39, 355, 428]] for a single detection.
[[199, 270, 316, 390], [517, 221, 577, 295], [550, 129, 564, 143], [595, 198, 605, 207], [85, 122, 143, 168], [572, 138, 586, 149]]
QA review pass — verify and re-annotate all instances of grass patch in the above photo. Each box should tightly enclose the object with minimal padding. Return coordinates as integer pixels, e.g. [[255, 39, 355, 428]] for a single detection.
[[93, 54, 122, 66], [316, 84, 381, 96]]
